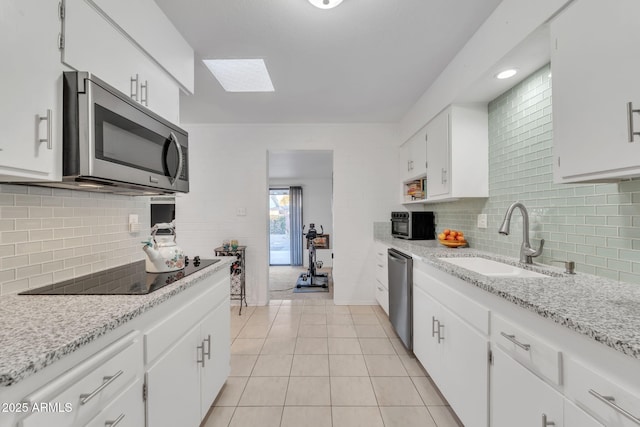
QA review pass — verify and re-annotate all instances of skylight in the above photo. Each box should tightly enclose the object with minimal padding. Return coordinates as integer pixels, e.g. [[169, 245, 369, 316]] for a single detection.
[[203, 59, 275, 92]]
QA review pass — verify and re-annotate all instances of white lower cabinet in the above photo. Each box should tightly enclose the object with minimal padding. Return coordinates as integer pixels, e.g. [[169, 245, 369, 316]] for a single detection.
[[198, 302, 231, 419], [146, 324, 202, 427], [413, 265, 489, 427], [85, 378, 145, 427], [2, 267, 230, 427], [20, 331, 143, 427], [491, 346, 564, 427], [144, 270, 230, 426], [373, 242, 389, 314], [564, 357, 640, 427]]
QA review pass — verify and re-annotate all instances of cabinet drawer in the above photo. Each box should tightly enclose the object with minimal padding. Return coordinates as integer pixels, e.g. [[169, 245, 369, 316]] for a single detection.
[[375, 280, 389, 315], [22, 331, 142, 427], [374, 243, 388, 266], [564, 358, 640, 427], [85, 379, 144, 427], [145, 276, 228, 364], [375, 263, 388, 289], [564, 398, 604, 427], [493, 314, 562, 386], [414, 263, 490, 335]]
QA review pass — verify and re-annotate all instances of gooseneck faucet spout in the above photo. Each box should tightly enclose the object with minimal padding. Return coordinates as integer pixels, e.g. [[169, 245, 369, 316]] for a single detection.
[[499, 202, 545, 264]]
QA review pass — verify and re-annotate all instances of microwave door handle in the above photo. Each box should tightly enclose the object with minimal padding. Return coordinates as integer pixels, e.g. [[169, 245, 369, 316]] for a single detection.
[[167, 132, 183, 185]]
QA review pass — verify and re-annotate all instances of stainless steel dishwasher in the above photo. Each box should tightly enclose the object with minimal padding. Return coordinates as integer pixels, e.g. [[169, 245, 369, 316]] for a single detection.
[[387, 248, 413, 350]]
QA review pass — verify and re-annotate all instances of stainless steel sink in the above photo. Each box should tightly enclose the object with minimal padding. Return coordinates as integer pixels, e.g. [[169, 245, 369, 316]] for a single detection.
[[438, 257, 549, 278]]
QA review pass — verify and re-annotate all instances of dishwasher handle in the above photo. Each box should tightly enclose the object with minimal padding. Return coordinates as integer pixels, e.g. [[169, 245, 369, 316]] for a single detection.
[[388, 249, 411, 263]]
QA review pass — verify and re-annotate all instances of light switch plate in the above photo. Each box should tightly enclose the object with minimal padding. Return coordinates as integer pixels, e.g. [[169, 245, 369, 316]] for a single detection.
[[477, 214, 488, 229]]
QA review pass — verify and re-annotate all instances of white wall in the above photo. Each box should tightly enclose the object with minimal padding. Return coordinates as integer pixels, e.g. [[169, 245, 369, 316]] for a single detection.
[[176, 124, 399, 305]]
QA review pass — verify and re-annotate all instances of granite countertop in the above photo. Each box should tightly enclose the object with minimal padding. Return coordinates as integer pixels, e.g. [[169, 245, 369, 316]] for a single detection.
[[377, 236, 640, 360], [0, 257, 233, 387]]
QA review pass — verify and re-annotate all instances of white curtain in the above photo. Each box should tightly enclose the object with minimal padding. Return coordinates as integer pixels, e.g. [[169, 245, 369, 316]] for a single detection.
[[289, 186, 303, 266]]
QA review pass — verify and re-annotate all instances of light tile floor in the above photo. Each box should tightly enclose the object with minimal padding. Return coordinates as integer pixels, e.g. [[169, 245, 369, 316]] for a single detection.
[[202, 300, 463, 427]]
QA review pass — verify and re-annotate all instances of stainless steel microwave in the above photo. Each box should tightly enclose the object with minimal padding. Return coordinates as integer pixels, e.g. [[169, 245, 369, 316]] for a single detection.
[[58, 71, 188, 195]]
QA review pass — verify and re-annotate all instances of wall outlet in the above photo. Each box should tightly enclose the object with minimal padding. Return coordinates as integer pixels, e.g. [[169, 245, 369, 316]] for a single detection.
[[128, 214, 140, 232], [236, 207, 246, 216], [477, 213, 488, 229]]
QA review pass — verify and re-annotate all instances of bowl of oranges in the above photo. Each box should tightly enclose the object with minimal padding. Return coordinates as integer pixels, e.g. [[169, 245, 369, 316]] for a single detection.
[[438, 229, 467, 248]]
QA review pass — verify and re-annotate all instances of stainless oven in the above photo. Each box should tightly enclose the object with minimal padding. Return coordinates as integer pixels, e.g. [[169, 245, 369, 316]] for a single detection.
[[60, 71, 189, 194], [391, 211, 435, 240]]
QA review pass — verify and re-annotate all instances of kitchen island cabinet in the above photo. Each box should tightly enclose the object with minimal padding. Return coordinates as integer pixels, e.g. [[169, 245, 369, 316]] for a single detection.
[[551, 0, 640, 183], [0, 0, 64, 182]]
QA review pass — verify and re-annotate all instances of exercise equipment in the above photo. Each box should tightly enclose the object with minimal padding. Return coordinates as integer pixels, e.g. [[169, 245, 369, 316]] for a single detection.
[[296, 223, 328, 289]]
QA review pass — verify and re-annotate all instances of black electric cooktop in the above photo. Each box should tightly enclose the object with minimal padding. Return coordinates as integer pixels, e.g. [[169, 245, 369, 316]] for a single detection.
[[19, 258, 220, 295]]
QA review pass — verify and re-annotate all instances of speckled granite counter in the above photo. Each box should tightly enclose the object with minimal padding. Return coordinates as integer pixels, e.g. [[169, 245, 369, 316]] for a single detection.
[[377, 236, 640, 360], [0, 257, 233, 387]]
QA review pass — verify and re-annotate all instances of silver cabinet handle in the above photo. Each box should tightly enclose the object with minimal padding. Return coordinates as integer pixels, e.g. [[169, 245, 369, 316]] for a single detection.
[[140, 80, 148, 106], [431, 316, 438, 337], [500, 332, 531, 351], [441, 168, 448, 184], [130, 74, 139, 101], [542, 413, 555, 426], [105, 413, 125, 427], [79, 370, 124, 405], [203, 334, 211, 360], [377, 264, 384, 268], [38, 109, 52, 150], [197, 343, 205, 367], [627, 102, 640, 142], [589, 389, 640, 425], [377, 286, 384, 291], [437, 322, 444, 343]]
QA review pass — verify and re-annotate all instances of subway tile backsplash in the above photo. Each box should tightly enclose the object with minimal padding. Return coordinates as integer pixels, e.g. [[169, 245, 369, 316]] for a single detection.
[[422, 64, 640, 285], [0, 185, 150, 295]]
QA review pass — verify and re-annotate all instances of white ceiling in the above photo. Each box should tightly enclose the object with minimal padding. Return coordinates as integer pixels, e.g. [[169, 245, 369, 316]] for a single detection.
[[268, 150, 333, 179], [154, 0, 502, 124]]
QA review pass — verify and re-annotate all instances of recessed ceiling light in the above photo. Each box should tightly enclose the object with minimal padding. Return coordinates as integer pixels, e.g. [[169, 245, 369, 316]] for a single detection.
[[495, 69, 518, 80], [203, 59, 275, 92], [308, 0, 344, 9]]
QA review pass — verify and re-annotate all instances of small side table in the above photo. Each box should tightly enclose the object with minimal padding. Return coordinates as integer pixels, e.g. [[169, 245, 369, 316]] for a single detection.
[[214, 246, 247, 315]]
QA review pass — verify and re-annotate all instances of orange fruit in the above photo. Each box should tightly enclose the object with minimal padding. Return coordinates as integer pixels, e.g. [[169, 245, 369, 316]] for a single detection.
[[446, 235, 455, 241], [450, 231, 458, 238], [443, 229, 451, 235], [456, 235, 465, 242], [438, 233, 446, 240]]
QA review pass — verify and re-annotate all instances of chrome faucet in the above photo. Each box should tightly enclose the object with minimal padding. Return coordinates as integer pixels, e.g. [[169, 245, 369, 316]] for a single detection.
[[499, 202, 545, 264]]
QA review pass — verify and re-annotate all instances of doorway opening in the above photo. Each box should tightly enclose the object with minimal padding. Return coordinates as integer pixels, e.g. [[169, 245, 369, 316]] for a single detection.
[[267, 150, 334, 301], [269, 188, 292, 265]]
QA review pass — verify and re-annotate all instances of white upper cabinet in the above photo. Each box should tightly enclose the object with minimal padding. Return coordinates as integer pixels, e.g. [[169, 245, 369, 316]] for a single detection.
[[0, 0, 64, 181], [551, 0, 640, 183], [424, 104, 488, 202], [62, 0, 188, 123], [399, 127, 427, 183], [91, 0, 194, 94]]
